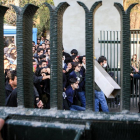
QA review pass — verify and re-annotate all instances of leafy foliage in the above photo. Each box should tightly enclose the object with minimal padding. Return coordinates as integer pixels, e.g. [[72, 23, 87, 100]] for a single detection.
[[1, 0, 54, 37]]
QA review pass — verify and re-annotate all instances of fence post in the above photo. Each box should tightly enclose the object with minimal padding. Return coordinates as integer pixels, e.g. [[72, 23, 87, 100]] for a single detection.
[[44, 2, 69, 109], [11, 4, 38, 108], [114, 3, 138, 111], [0, 6, 8, 106], [77, 1, 102, 111]]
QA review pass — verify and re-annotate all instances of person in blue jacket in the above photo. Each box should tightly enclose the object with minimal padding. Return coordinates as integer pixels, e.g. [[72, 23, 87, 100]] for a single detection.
[[130, 67, 140, 79], [69, 62, 86, 108], [63, 78, 85, 111]]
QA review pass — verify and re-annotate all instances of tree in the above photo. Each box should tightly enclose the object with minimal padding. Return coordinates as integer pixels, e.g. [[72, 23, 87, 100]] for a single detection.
[[1, 0, 54, 37]]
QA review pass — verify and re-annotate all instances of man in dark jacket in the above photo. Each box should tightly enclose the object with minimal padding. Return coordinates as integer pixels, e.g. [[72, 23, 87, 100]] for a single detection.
[[94, 57, 109, 112], [6, 70, 43, 108], [63, 78, 85, 111], [69, 62, 85, 108]]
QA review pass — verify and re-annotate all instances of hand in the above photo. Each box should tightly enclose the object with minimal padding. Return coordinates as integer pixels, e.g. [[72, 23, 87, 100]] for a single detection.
[[0, 118, 4, 140], [130, 73, 133, 77], [46, 75, 50, 79], [37, 100, 43, 109], [63, 70, 66, 73], [46, 68, 50, 74], [134, 67, 139, 73], [41, 68, 47, 73], [42, 73, 46, 77], [66, 68, 70, 72]]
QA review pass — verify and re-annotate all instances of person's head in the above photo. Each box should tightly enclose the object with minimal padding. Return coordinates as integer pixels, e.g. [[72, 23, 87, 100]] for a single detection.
[[42, 43, 46, 50], [71, 49, 78, 56], [9, 70, 17, 89], [46, 48, 50, 56], [39, 45, 43, 49], [10, 48, 16, 54], [37, 38, 40, 44], [82, 55, 86, 64], [32, 41, 35, 46], [73, 62, 81, 72], [70, 78, 79, 90], [4, 59, 10, 70], [98, 56, 107, 67], [41, 37, 44, 41], [133, 54, 137, 61], [40, 54, 46, 60], [32, 46, 36, 54], [39, 48, 44, 56], [33, 59, 37, 66], [40, 60, 47, 68], [46, 43, 50, 49], [71, 55, 78, 62], [45, 39, 48, 44], [67, 62, 72, 69]]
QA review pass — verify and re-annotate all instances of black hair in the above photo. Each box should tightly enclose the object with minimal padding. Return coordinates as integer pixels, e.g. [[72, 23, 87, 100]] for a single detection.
[[46, 48, 50, 52], [65, 57, 73, 64], [9, 70, 17, 81], [40, 48, 44, 52], [78, 56, 83, 64], [33, 59, 36, 62], [40, 60, 46, 65], [98, 56, 107, 64], [37, 48, 41, 53], [39, 44, 42, 47], [32, 41, 35, 43], [42, 43, 45, 45], [69, 78, 77, 84], [71, 55, 77, 60], [71, 49, 78, 56], [38, 61, 42, 65], [72, 62, 80, 69], [40, 54, 46, 59]]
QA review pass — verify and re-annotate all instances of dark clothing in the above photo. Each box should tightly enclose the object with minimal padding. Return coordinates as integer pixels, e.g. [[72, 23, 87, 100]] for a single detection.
[[33, 74, 43, 84], [64, 86, 78, 107], [6, 88, 17, 107], [63, 73, 67, 90], [69, 70, 85, 91], [63, 52, 71, 59], [5, 83, 40, 107], [5, 83, 13, 98]]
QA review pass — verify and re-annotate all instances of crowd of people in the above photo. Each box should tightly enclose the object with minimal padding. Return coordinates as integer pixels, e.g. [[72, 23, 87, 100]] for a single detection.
[[4, 36, 110, 112]]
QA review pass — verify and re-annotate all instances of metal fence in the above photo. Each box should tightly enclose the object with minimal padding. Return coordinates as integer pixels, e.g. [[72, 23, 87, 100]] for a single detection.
[[98, 30, 140, 111]]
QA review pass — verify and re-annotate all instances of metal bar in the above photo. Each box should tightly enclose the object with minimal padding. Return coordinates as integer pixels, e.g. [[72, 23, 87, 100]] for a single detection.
[[110, 31, 112, 72], [114, 31, 115, 80], [100, 31, 102, 56], [136, 79, 138, 107], [107, 31, 109, 72], [117, 31, 119, 84], [132, 77, 134, 107], [104, 31, 105, 56], [98, 40, 138, 44], [74, 130, 83, 140]]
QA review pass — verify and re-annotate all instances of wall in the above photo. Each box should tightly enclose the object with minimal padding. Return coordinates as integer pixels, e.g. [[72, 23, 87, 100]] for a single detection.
[[53, 0, 122, 58]]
